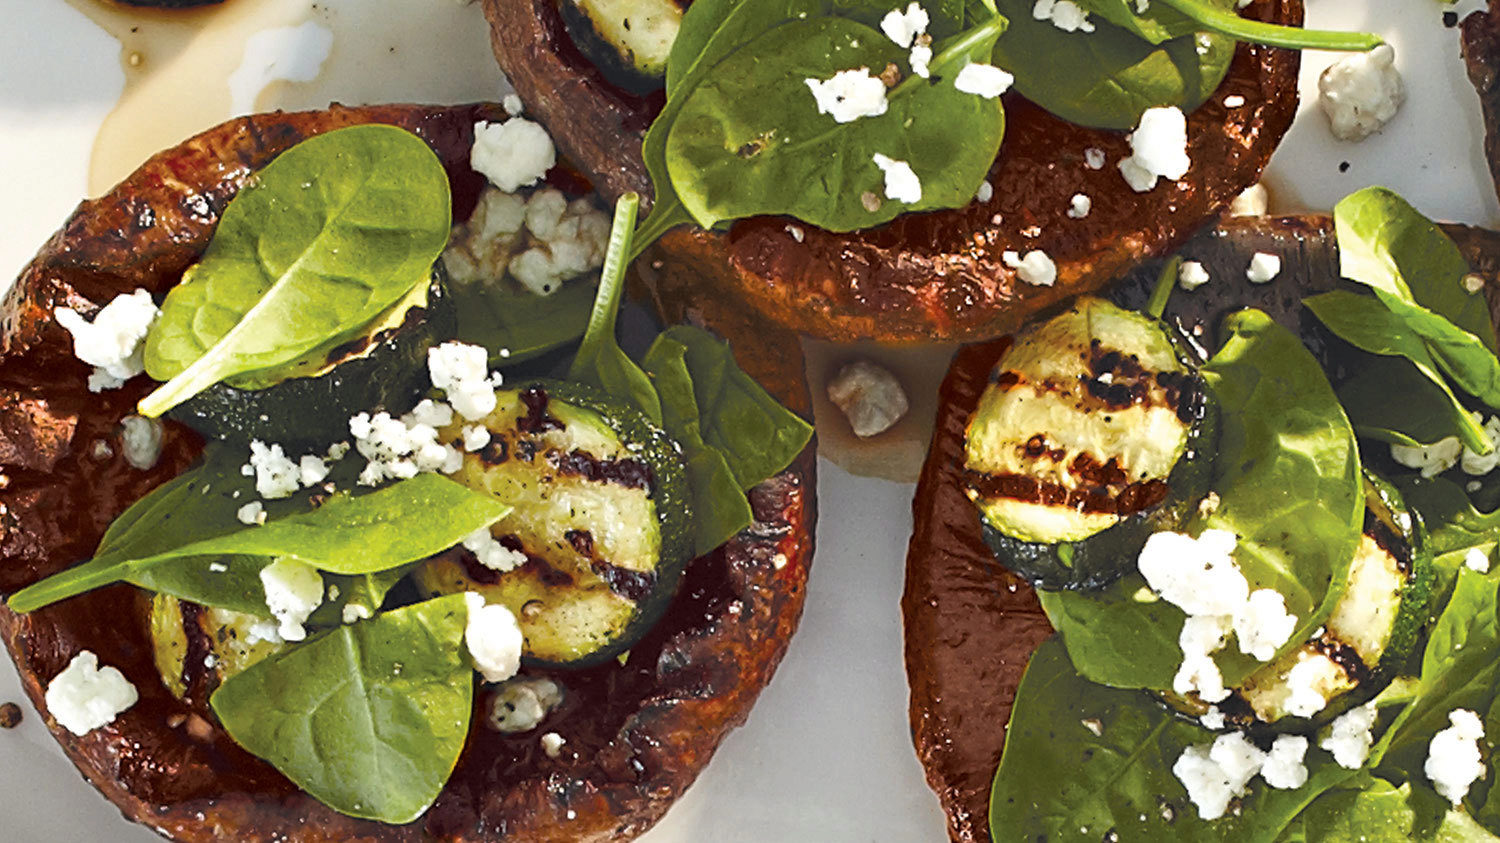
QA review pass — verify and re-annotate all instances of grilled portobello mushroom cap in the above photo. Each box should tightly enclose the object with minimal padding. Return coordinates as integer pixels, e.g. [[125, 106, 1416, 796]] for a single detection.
[[902, 213, 1500, 842], [481, 0, 1303, 343], [0, 102, 817, 842]]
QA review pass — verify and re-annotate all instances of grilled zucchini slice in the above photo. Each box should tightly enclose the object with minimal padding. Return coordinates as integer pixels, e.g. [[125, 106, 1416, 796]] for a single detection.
[[559, 0, 682, 94], [148, 594, 283, 703], [170, 270, 456, 447], [962, 296, 1216, 590], [414, 380, 692, 668]]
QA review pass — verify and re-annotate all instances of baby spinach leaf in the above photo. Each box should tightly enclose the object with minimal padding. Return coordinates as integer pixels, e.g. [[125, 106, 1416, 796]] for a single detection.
[[568, 193, 664, 423], [211, 593, 472, 824], [1307, 291, 1491, 452], [991, 0, 1234, 130], [451, 278, 595, 365], [311, 563, 422, 629], [1371, 567, 1500, 779], [1338, 356, 1484, 450], [1395, 476, 1500, 558], [9, 474, 509, 613], [989, 637, 1361, 841], [1276, 777, 1473, 842], [1044, 310, 1363, 690], [663, 13, 1007, 232], [132, 555, 271, 617], [1152, 0, 1380, 50], [140, 125, 451, 417], [1074, 0, 1199, 44], [642, 333, 755, 556]]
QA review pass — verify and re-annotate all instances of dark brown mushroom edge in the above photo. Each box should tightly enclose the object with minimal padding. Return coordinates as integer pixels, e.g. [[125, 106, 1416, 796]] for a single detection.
[[0, 102, 817, 843], [901, 213, 1500, 842], [481, 0, 1303, 343]]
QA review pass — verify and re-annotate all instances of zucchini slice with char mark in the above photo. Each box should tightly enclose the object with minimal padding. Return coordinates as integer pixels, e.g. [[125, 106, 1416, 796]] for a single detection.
[[170, 269, 457, 448], [148, 593, 283, 705], [1174, 474, 1434, 731], [414, 379, 692, 669], [962, 296, 1216, 591], [559, 0, 683, 94]]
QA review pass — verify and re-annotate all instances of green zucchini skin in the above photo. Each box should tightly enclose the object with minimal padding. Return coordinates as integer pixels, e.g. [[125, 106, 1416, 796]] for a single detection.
[[557, 0, 682, 94], [966, 298, 1218, 591], [168, 272, 456, 448], [415, 378, 693, 669]]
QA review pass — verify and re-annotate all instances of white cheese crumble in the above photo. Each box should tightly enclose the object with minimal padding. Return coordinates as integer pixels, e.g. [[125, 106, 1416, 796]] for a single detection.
[[1174, 732, 1265, 820], [471, 119, 555, 193], [909, 43, 933, 79], [1223, 94, 1246, 108], [236, 500, 266, 526], [1232, 589, 1297, 662], [463, 527, 527, 573], [1390, 437, 1462, 479], [1229, 183, 1269, 217], [429, 341, 502, 421], [1032, 0, 1095, 32], [348, 410, 463, 485], [1318, 44, 1404, 142], [502, 93, 524, 117], [541, 731, 567, 759], [1261, 735, 1309, 790], [1119, 106, 1190, 192], [1464, 273, 1487, 294], [880, 2, 930, 48], [1178, 260, 1211, 291], [1320, 701, 1377, 769], [805, 68, 890, 123], [1426, 708, 1487, 805], [1283, 652, 1340, 718], [1467, 547, 1493, 573], [342, 603, 373, 624], [1246, 252, 1282, 284], [441, 187, 527, 285], [872, 153, 922, 204], [1201, 706, 1226, 730], [509, 190, 612, 296], [298, 455, 330, 487], [954, 63, 1015, 99], [461, 424, 492, 452], [1066, 193, 1092, 219], [464, 592, 523, 683], [1137, 529, 1246, 617], [1083, 147, 1106, 170], [826, 359, 910, 438], [1001, 249, 1058, 287], [119, 415, 163, 471], [44, 651, 139, 736], [248, 440, 302, 499], [489, 677, 564, 733], [260, 558, 324, 642], [53, 289, 160, 392]]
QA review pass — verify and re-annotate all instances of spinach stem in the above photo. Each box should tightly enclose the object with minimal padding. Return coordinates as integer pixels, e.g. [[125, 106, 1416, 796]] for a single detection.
[[1145, 256, 1182, 320], [1155, 0, 1381, 51], [570, 193, 641, 383], [893, 11, 1009, 98], [630, 193, 691, 261]]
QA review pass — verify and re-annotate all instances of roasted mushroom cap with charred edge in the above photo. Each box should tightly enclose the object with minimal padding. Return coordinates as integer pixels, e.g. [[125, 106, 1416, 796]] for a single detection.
[[480, 0, 1303, 343], [0, 102, 816, 843], [901, 213, 1500, 842]]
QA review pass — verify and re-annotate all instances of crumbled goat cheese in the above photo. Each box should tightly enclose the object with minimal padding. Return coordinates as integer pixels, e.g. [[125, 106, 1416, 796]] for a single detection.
[[1032, 0, 1095, 32], [880, 2, 930, 48], [429, 341, 501, 421], [463, 527, 527, 573], [471, 119, 555, 193], [1201, 706, 1226, 730], [909, 43, 933, 79], [260, 559, 323, 641], [440, 187, 527, 285], [120, 415, 163, 471], [1066, 193, 1092, 219], [509, 190, 612, 296], [1137, 529, 1247, 617], [246, 620, 283, 645], [349, 410, 462, 485], [236, 501, 266, 526], [1320, 701, 1377, 769], [248, 440, 301, 499], [298, 455, 330, 487], [1001, 249, 1058, 287], [489, 677, 564, 733], [405, 398, 455, 429], [541, 731, 567, 759], [1464, 273, 1487, 294], [1172, 743, 1237, 820], [342, 603, 372, 624], [1318, 44, 1404, 142], [1426, 708, 1487, 805], [502, 93, 524, 116], [1462, 415, 1500, 476], [1175, 652, 1230, 703], [954, 62, 1014, 98], [1284, 653, 1340, 718], [1390, 437, 1463, 479], [1233, 589, 1297, 661], [975, 180, 994, 203], [1229, 183, 1269, 217], [872, 153, 922, 203], [44, 651, 139, 736], [1261, 735, 1309, 789], [465, 592, 523, 683], [1119, 106, 1190, 192], [1246, 252, 1282, 284], [1178, 261, 1211, 291], [462, 424, 492, 452], [1084, 147, 1106, 169], [1210, 732, 1266, 794], [53, 289, 160, 392], [826, 359, 910, 438], [1223, 94, 1246, 108], [1467, 547, 1493, 573], [805, 68, 890, 123]]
